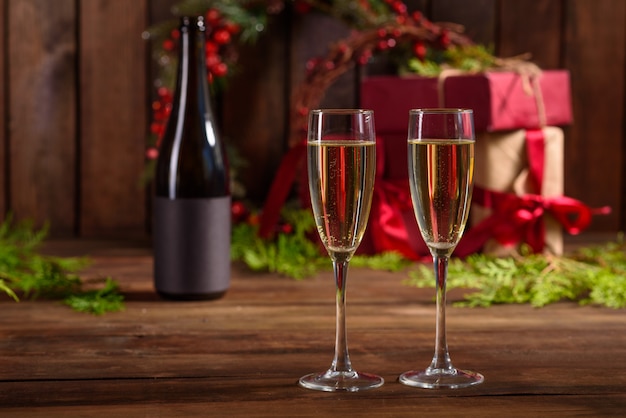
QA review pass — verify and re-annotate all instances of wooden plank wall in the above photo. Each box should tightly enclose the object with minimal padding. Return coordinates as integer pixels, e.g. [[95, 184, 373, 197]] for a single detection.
[[0, 0, 624, 238]]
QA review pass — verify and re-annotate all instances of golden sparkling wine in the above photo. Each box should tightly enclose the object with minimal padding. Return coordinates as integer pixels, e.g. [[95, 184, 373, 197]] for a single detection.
[[308, 140, 376, 256], [408, 139, 474, 255]]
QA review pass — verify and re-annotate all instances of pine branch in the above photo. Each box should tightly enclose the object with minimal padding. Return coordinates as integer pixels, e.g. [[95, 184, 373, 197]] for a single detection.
[[0, 217, 124, 315]]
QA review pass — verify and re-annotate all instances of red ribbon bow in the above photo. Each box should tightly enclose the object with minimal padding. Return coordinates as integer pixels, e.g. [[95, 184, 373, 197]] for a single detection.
[[467, 188, 611, 253]]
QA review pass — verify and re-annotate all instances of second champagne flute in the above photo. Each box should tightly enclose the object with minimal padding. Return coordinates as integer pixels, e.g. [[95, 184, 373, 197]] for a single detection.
[[400, 108, 484, 389], [299, 109, 384, 392]]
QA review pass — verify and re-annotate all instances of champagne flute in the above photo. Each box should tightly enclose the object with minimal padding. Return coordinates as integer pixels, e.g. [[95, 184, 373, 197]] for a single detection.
[[400, 108, 484, 389], [299, 109, 384, 392]]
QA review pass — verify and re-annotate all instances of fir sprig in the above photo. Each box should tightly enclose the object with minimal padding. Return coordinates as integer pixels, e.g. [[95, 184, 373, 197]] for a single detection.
[[63, 278, 125, 315], [0, 217, 124, 315], [405, 239, 626, 309], [406, 44, 497, 76]]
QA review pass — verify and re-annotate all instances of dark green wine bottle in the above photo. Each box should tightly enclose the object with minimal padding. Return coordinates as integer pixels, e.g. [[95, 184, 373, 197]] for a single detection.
[[153, 16, 230, 300]]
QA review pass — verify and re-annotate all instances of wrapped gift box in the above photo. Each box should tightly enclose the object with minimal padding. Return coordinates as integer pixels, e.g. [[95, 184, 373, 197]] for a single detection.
[[471, 127, 564, 255], [361, 70, 573, 133]]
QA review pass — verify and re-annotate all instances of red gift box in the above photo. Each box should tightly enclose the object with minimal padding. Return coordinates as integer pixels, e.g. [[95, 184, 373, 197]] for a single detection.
[[360, 70, 573, 133]]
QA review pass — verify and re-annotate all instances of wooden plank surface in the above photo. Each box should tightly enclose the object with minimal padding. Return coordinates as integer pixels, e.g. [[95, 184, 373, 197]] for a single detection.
[[499, 0, 563, 68], [7, 0, 77, 235], [78, 0, 148, 238], [431, 0, 497, 46], [563, 0, 625, 232], [0, 240, 625, 416]]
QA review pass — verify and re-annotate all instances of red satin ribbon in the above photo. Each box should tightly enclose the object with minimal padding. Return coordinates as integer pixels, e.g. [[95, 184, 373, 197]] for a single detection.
[[369, 178, 430, 260], [461, 128, 611, 254], [466, 187, 611, 253]]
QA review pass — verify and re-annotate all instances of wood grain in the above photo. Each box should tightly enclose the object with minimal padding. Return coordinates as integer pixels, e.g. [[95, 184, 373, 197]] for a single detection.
[[0, 240, 624, 417], [7, 0, 77, 235], [78, 0, 148, 238], [431, 0, 497, 46], [563, 0, 625, 231], [499, 0, 563, 69]]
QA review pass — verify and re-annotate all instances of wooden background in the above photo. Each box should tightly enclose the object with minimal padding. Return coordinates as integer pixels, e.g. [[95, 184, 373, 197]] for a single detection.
[[0, 0, 624, 239]]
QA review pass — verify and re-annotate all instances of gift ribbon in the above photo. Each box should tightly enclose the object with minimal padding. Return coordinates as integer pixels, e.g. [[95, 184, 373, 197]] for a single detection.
[[467, 187, 611, 253], [462, 128, 611, 253], [369, 178, 430, 260]]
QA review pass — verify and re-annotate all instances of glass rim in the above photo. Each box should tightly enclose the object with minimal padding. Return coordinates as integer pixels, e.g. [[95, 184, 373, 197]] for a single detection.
[[409, 108, 473, 115], [310, 108, 374, 115]]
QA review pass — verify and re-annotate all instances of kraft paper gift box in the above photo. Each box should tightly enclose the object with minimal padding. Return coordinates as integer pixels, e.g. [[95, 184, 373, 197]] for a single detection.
[[471, 127, 565, 255]]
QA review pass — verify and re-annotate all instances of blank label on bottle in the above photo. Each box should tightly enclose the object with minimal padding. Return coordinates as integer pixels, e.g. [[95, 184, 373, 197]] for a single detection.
[[153, 196, 231, 299]]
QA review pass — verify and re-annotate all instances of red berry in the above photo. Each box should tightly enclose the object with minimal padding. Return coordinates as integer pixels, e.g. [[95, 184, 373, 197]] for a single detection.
[[413, 42, 427, 59], [205, 9, 221, 26], [162, 39, 175, 51], [145, 147, 159, 160], [231, 201, 248, 222], [211, 62, 228, 77], [205, 41, 219, 54], [206, 53, 221, 67], [392, 1, 407, 14], [212, 29, 231, 45]]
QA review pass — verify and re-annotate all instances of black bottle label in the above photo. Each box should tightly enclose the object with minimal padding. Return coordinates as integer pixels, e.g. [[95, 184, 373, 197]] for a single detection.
[[154, 196, 231, 299]]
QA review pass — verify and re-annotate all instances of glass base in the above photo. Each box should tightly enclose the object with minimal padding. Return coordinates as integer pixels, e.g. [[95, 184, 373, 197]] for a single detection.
[[299, 369, 384, 392], [399, 367, 484, 389]]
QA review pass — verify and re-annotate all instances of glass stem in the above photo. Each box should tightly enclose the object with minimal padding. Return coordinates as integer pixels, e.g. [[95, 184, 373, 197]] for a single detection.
[[331, 258, 353, 373], [430, 254, 453, 371]]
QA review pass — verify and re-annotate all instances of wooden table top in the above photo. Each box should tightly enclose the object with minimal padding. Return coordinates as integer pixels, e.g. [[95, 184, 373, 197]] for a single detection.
[[1, 240, 625, 417]]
